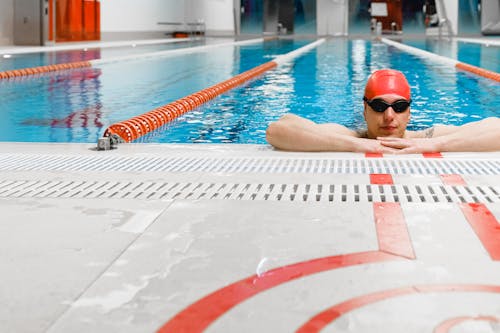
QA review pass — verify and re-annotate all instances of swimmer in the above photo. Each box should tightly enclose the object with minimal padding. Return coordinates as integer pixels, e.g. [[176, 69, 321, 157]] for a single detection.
[[266, 69, 500, 153]]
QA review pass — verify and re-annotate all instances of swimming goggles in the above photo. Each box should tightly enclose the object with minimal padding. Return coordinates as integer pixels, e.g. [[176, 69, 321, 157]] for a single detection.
[[363, 97, 412, 113]]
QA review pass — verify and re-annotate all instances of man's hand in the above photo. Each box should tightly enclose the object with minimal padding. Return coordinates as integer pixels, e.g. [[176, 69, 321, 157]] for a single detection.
[[354, 137, 401, 154], [376, 137, 441, 154]]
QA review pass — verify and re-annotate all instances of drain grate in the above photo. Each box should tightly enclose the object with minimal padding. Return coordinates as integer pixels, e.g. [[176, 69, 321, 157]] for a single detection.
[[1, 180, 499, 203], [0, 154, 499, 175]]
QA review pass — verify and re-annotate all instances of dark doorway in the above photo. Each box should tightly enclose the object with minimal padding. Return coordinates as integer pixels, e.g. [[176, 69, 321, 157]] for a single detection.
[[264, 0, 294, 34]]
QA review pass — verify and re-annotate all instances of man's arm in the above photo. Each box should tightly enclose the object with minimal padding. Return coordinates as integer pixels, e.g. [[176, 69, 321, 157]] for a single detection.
[[378, 117, 500, 153], [266, 114, 398, 153]]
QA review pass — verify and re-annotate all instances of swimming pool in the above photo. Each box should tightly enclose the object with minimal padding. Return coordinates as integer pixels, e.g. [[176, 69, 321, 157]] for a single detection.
[[0, 38, 499, 144]]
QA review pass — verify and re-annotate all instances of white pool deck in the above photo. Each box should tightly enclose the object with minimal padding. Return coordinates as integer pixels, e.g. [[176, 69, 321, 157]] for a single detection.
[[1, 142, 500, 333]]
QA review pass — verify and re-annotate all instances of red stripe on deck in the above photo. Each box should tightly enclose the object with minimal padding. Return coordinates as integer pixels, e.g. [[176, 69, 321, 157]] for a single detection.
[[157, 202, 414, 333], [370, 174, 394, 185], [374, 202, 415, 259], [157, 251, 397, 333], [434, 315, 500, 333], [296, 284, 500, 333], [423, 152, 443, 158], [365, 152, 383, 158], [440, 174, 466, 186], [460, 203, 500, 260]]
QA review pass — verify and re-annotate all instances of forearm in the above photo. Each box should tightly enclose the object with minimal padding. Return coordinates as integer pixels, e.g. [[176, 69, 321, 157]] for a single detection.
[[266, 122, 356, 151], [434, 117, 500, 152]]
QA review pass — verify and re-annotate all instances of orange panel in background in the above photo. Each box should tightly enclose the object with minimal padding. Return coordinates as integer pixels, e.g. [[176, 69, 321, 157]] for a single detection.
[[70, 0, 84, 40], [49, 0, 54, 41], [55, 0, 64, 41], [56, 0, 100, 42], [84, 0, 100, 40], [95, 1, 101, 40]]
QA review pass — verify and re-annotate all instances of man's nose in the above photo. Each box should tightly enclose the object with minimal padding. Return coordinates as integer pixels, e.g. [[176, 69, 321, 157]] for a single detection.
[[383, 107, 396, 120]]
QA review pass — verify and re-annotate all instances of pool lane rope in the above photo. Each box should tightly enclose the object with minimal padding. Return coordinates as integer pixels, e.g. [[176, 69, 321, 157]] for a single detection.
[[0, 61, 93, 79], [0, 38, 264, 80], [97, 38, 325, 149], [381, 38, 500, 82]]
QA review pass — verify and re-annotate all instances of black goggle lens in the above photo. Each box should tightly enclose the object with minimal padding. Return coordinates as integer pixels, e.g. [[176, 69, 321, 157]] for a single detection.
[[363, 97, 411, 113]]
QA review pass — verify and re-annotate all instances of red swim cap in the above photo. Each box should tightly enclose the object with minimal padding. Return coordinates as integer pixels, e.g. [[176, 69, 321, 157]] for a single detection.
[[364, 69, 411, 100]]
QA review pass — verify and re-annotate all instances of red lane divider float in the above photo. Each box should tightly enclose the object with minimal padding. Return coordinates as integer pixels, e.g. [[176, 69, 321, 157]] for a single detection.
[[455, 62, 500, 82], [102, 61, 277, 143], [0, 61, 92, 79]]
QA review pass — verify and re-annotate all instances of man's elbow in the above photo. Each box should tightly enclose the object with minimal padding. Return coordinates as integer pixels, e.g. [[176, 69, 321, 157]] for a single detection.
[[483, 117, 500, 126], [265, 121, 281, 147], [266, 121, 294, 150]]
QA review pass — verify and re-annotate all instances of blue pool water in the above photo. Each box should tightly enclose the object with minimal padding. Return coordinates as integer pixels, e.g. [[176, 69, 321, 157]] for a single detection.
[[0, 38, 499, 144]]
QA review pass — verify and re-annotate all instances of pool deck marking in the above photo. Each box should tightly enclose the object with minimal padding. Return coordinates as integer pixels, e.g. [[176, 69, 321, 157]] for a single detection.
[[295, 284, 500, 333], [365, 152, 443, 158], [365, 152, 384, 158], [460, 203, 500, 261], [423, 152, 443, 158], [370, 173, 394, 184], [440, 174, 466, 186], [157, 202, 414, 333], [375, 172, 465, 186], [434, 315, 500, 333], [157, 154, 497, 332]]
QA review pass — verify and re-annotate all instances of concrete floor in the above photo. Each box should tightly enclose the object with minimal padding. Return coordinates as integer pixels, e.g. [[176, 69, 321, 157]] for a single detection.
[[1, 142, 499, 332]]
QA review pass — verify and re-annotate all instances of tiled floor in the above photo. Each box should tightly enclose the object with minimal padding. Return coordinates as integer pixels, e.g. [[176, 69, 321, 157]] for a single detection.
[[1, 143, 499, 332]]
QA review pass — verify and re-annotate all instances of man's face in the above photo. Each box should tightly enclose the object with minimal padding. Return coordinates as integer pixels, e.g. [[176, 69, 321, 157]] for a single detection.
[[363, 93, 411, 139]]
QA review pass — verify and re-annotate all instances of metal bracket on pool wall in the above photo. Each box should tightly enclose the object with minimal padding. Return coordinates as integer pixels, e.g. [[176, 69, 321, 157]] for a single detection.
[[97, 134, 124, 151]]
